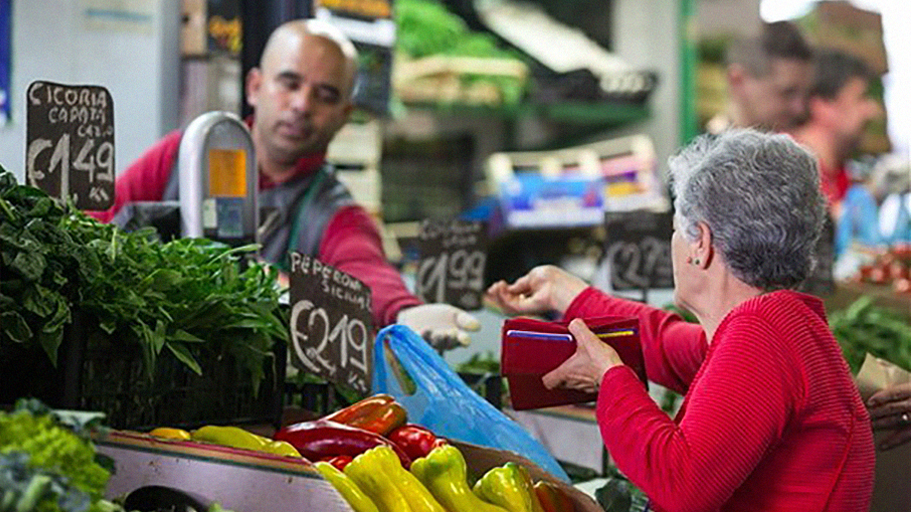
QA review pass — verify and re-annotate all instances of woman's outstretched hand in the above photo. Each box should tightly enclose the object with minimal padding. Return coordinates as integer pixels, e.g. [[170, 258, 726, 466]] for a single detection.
[[485, 265, 588, 317]]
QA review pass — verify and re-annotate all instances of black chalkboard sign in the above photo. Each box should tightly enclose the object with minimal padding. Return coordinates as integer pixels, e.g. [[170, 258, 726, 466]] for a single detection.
[[416, 219, 487, 310], [26, 81, 114, 210], [800, 215, 836, 296], [604, 211, 674, 291], [289, 252, 374, 394]]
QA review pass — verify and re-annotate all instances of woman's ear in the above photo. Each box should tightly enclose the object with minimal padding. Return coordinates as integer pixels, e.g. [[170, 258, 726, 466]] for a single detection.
[[693, 221, 713, 268]]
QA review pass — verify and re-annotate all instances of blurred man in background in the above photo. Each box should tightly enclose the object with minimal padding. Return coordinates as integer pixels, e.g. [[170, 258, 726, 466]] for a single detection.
[[707, 21, 813, 133], [792, 49, 882, 214]]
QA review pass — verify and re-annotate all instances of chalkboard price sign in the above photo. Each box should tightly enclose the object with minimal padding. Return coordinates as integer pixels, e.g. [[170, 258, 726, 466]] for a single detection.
[[289, 253, 374, 394], [416, 219, 487, 310], [604, 211, 674, 291], [26, 81, 115, 210]]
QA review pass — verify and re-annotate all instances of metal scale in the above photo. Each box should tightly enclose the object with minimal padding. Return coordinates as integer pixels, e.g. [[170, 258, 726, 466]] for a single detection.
[[178, 111, 258, 246]]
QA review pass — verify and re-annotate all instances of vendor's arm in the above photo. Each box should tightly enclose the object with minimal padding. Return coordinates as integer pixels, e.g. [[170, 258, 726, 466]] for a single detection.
[[318, 205, 422, 328], [86, 130, 182, 222], [564, 286, 707, 394], [596, 314, 800, 512]]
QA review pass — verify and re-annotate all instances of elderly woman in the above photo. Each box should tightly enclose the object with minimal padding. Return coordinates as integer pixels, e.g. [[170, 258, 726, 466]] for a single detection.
[[487, 129, 874, 511]]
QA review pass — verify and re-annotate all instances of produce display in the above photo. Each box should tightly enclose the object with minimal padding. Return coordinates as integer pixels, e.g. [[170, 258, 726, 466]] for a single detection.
[[0, 400, 237, 512], [831, 296, 911, 374], [0, 168, 286, 383], [853, 244, 911, 294], [394, 0, 527, 106], [145, 394, 577, 512], [0, 401, 110, 512], [0, 168, 287, 428]]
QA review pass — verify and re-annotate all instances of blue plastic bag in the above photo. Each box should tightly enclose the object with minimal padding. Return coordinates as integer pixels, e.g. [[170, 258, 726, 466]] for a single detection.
[[372, 324, 570, 481]]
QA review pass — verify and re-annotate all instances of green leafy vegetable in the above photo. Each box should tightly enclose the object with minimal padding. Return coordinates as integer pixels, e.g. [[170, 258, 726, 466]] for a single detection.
[[830, 296, 911, 374], [394, 0, 527, 105], [0, 166, 287, 394], [0, 402, 110, 512]]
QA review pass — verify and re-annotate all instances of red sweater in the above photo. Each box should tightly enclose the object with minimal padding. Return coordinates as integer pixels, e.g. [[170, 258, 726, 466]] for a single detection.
[[87, 130, 421, 327], [564, 288, 874, 512]]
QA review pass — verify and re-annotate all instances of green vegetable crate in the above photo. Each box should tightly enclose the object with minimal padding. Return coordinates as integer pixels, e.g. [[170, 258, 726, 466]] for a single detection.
[[0, 168, 287, 431], [0, 316, 286, 430]]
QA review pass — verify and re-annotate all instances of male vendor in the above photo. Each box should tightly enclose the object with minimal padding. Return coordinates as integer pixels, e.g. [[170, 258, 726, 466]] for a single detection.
[[89, 19, 478, 348]]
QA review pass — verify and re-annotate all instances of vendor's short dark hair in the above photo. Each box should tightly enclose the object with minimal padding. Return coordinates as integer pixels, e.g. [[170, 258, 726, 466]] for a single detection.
[[809, 49, 872, 100], [726, 21, 813, 76]]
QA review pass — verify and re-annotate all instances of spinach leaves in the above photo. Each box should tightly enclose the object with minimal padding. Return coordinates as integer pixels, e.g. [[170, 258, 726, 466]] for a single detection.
[[0, 167, 287, 393]]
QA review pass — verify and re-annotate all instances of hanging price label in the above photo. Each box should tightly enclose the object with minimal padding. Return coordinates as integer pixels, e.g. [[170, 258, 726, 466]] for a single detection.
[[26, 81, 114, 210], [416, 219, 487, 310], [289, 253, 374, 394], [604, 211, 674, 291]]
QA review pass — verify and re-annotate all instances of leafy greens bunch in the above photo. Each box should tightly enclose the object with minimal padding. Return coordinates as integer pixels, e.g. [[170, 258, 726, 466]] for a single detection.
[[830, 296, 911, 374], [0, 401, 111, 512], [0, 167, 287, 391]]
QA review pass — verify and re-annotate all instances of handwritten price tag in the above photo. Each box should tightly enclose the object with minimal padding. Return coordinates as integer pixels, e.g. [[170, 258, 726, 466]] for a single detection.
[[604, 211, 674, 291], [416, 219, 487, 310], [289, 253, 374, 393], [26, 81, 114, 210]]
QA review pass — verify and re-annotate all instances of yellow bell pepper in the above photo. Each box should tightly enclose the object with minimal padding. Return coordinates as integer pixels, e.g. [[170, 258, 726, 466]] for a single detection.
[[314, 461, 379, 512], [191, 426, 303, 458], [410, 444, 508, 512], [265, 440, 303, 458], [191, 425, 269, 451], [345, 448, 413, 512], [473, 462, 545, 512], [345, 446, 444, 512], [148, 427, 191, 441]]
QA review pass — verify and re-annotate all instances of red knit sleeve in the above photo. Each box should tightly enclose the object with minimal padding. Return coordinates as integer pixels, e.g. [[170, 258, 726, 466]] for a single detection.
[[318, 205, 422, 328], [85, 130, 182, 222], [564, 287, 707, 394], [596, 312, 804, 512]]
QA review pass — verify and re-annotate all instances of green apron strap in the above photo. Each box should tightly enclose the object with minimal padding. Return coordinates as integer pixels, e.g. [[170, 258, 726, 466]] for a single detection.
[[279, 168, 329, 272]]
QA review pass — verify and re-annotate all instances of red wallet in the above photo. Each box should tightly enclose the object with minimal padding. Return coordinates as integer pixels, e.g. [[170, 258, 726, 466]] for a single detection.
[[501, 316, 647, 410]]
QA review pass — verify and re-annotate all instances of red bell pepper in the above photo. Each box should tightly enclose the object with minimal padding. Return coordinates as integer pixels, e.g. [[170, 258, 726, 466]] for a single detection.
[[324, 394, 394, 424], [534, 481, 575, 512], [387, 424, 446, 460], [320, 454, 354, 471], [322, 394, 408, 436], [274, 420, 412, 468]]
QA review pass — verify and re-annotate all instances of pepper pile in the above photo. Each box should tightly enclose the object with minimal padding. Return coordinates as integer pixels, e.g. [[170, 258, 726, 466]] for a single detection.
[[275, 395, 576, 512], [315, 443, 575, 512], [274, 394, 444, 470], [147, 394, 577, 512]]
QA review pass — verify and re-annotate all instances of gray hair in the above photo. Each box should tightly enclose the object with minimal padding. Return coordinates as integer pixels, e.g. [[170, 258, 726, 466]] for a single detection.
[[670, 129, 827, 290]]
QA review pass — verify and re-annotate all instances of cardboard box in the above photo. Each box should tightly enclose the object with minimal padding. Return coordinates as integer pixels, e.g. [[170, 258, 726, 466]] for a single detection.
[[95, 431, 601, 512]]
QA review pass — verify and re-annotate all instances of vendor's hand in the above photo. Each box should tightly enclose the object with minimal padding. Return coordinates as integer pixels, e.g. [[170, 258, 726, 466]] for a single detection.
[[542, 319, 624, 393], [485, 265, 588, 317], [867, 382, 911, 450], [396, 303, 480, 352]]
